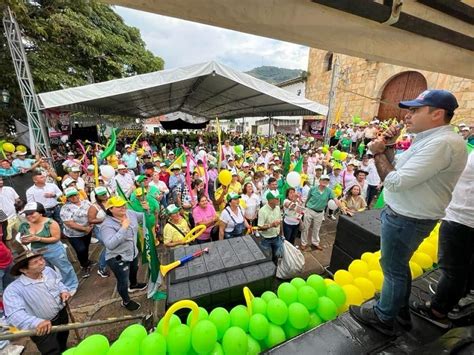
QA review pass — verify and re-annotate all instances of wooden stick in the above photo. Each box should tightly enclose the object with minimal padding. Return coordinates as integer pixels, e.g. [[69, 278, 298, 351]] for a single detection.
[[0, 314, 147, 341], [65, 302, 81, 342]]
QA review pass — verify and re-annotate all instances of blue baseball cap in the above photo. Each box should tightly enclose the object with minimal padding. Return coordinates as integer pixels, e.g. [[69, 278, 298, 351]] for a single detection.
[[399, 90, 458, 113]]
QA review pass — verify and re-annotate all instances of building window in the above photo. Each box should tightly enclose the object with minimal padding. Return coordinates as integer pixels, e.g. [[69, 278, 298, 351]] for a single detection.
[[324, 52, 333, 71]]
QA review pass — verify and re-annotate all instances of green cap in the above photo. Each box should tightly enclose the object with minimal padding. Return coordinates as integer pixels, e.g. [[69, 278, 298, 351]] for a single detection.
[[94, 186, 108, 196], [226, 192, 241, 202], [266, 191, 280, 201], [65, 187, 79, 198], [135, 175, 146, 183], [166, 204, 180, 215]]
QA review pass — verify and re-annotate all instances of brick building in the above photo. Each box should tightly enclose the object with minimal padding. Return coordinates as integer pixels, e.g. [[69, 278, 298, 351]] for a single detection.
[[306, 48, 474, 126]]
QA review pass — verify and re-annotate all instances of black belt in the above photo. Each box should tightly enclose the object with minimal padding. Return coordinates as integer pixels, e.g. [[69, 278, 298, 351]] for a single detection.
[[312, 209, 324, 213]]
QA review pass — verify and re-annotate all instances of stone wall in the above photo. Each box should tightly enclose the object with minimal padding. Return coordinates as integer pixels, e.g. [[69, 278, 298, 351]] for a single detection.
[[306, 48, 474, 125]]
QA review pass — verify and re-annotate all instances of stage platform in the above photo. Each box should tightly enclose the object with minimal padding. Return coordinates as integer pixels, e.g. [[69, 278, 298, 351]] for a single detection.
[[265, 269, 474, 354]]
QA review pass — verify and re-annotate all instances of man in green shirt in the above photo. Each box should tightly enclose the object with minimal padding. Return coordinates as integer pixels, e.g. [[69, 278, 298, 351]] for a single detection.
[[301, 175, 341, 251], [258, 191, 284, 262]]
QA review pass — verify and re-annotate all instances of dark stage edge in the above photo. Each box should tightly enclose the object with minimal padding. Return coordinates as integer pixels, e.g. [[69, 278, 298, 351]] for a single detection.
[[264, 269, 473, 354]]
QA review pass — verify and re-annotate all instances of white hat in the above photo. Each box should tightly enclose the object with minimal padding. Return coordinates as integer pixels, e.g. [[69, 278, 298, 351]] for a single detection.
[[124, 144, 131, 148], [67, 152, 75, 156], [320, 174, 330, 181], [159, 162, 166, 167], [70, 166, 81, 173], [16, 151, 27, 156], [348, 159, 359, 167], [87, 164, 95, 171], [458, 123, 466, 127], [63, 177, 76, 188], [117, 164, 127, 170], [315, 164, 323, 170], [242, 162, 249, 167], [461, 127, 470, 132]]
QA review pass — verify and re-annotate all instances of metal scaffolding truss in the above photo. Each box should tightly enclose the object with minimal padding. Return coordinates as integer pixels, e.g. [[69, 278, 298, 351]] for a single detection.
[[3, 7, 51, 158]]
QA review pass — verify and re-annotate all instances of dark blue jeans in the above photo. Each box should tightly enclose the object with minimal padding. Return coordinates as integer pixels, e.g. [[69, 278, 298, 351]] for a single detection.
[[67, 233, 92, 268], [431, 220, 474, 314], [283, 222, 299, 245], [260, 236, 284, 262], [375, 207, 437, 322], [107, 255, 139, 303]]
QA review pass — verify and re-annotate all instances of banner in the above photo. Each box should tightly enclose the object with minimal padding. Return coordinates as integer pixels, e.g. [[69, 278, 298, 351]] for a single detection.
[[43, 110, 71, 138]]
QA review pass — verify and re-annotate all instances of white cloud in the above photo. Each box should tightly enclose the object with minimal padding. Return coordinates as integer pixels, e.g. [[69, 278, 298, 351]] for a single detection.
[[114, 6, 309, 72]]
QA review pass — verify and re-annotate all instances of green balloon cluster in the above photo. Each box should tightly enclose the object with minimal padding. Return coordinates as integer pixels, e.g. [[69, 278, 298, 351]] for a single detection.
[[62, 274, 350, 354]]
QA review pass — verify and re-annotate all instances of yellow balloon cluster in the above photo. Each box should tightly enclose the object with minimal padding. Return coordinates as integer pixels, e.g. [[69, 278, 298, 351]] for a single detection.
[[332, 223, 440, 312]]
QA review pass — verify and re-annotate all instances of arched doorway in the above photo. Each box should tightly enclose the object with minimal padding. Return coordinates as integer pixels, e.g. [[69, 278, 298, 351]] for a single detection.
[[377, 71, 427, 121]]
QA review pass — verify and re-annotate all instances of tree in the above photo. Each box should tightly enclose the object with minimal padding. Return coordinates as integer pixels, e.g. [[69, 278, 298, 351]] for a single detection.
[[0, 0, 164, 137]]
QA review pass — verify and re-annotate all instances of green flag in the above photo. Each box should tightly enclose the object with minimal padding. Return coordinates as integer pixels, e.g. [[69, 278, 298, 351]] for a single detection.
[[99, 128, 117, 160], [373, 190, 385, 209], [282, 142, 291, 177]]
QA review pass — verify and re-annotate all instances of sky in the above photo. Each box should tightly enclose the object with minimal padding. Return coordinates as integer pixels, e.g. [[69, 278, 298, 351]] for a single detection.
[[114, 6, 309, 72]]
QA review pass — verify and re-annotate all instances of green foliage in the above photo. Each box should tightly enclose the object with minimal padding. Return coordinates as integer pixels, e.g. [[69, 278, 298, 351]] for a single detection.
[[0, 0, 164, 137], [246, 66, 304, 84]]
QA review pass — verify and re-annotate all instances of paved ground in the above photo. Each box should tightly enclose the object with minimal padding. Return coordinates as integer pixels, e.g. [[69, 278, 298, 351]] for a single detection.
[[12, 217, 338, 351]]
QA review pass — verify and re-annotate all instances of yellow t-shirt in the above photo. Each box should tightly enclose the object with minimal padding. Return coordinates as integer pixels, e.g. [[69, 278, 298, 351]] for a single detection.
[[229, 181, 242, 194], [214, 187, 228, 211], [163, 218, 191, 245]]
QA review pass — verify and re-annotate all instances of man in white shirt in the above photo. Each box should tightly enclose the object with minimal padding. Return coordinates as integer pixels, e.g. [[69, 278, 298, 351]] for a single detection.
[[66, 166, 85, 191], [361, 155, 381, 206], [350, 90, 467, 336], [114, 164, 135, 197], [0, 176, 20, 240], [411, 153, 473, 327], [26, 170, 63, 223]]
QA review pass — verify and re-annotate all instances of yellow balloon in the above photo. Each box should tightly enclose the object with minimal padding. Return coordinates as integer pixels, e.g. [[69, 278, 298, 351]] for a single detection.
[[15, 145, 27, 153], [2, 142, 15, 153], [338, 303, 349, 314], [368, 257, 382, 272], [353, 277, 376, 300], [324, 278, 337, 287], [340, 152, 348, 161], [373, 250, 381, 259], [418, 242, 436, 261], [342, 285, 363, 306], [367, 270, 384, 292], [411, 252, 433, 270], [218, 170, 232, 186], [348, 259, 369, 278], [409, 261, 423, 279], [361, 252, 374, 264], [334, 270, 354, 286]]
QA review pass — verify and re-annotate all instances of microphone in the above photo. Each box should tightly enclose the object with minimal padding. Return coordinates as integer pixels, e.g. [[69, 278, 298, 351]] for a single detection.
[[382, 123, 404, 146]]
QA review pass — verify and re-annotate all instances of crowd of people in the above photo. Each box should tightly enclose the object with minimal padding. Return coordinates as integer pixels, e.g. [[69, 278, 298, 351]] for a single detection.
[[0, 89, 472, 354]]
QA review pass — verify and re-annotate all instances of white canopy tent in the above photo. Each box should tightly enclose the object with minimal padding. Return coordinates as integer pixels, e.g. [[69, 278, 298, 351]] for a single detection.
[[38, 61, 328, 121]]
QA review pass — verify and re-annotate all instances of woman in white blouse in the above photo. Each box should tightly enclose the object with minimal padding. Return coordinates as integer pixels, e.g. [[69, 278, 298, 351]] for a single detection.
[[241, 182, 261, 226]]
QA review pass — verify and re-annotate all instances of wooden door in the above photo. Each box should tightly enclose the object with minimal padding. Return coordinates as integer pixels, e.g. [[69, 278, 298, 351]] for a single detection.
[[377, 71, 427, 121]]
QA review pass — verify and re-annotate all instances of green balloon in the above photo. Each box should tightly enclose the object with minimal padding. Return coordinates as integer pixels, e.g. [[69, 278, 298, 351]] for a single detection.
[[62, 347, 76, 355], [307, 312, 322, 330], [140, 333, 166, 355], [288, 302, 310, 330], [222, 327, 248, 355], [167, 324, 191, 354], [191, 320, 217, 354], [247, 334, 261, 355], [316, 296, 338, 321], [266, 298, 288, 325], [187, 307, 209, 326], [326, 284, 347, 307], [208, 307, 231, 340], [248, 314, 269, 340], [282, 321, 302, 339], [290, 277, 306, 290], [264, 323, 286, 348], [76, 334, 109, 355], [297, 285, 319, 311], [332, 150, 342, 160], [251, 297, 267, 316], [120, 324, 147, 343], [208, 342, 224, 355], [230, 305, 250, 332], [261, 291, 277, 303], [156, 314, 181, 335], [108, 337, 140, 355], [307, 274, 327, 297], [277, 283, 298, 305]]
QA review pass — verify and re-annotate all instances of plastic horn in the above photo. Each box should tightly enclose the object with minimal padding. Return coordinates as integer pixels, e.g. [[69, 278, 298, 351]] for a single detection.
[[183, 224, 207, 243], [160, 247, 210, 277]]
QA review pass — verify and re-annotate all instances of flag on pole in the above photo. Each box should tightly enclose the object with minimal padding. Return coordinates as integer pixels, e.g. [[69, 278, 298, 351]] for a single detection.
[[282, 142, 291, 177], [216, 117, 222, 171], [99, 128, 117, 160]]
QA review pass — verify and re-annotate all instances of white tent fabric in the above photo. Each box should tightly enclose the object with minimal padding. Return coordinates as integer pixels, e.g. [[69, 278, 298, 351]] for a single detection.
[[38, 61, 328, 120]]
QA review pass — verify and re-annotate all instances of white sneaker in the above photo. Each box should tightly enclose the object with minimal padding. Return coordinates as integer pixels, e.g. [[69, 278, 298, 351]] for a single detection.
[[329, 215, 336, 220], [90, 237, 99, 244]]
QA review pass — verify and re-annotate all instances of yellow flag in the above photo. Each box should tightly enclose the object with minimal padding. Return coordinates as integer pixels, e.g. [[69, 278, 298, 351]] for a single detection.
[[334, 104, 343, 124]]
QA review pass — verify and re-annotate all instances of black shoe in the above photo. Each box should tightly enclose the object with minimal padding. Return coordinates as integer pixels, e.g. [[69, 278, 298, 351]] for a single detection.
[[349, 305, 395, 336], [409, 301, 452, 329], [80, 266, 91, 279], [374, 292, 412, 329], [128, 283, 147, 293], [121, 300, 141, 311], [396, 306, 412, 330]]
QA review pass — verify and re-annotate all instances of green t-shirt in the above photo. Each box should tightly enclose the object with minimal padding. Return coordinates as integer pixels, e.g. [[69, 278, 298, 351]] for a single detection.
[[305, 186, 335, 212], [341, 137, 352, 149], [258, 204, 281, 238], [19, 219, 56, 249], [130, 194, 160, 227]]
